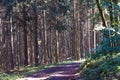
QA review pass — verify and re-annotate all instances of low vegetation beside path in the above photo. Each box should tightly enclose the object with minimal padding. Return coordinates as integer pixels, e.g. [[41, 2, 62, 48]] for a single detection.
[[80, 28, 120, 80], [0, 60, 82, 80]]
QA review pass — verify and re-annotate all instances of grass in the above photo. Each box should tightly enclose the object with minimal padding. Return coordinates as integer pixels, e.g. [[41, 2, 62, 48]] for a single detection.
[[0, 60, 81, 80], [0, 65, 45, 80]]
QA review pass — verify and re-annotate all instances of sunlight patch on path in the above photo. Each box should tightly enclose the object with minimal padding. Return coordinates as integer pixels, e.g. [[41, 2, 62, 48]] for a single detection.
[[17, 76, 50, 80], [17, 61, 82, 80]]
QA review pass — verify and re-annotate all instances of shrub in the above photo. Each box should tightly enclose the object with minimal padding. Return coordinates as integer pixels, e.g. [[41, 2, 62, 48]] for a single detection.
[[81, 28, 120, 80]]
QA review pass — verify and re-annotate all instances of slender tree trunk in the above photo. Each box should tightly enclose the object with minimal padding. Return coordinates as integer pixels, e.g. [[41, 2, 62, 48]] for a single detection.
[[4, 17, 10, 72], [23, 4, 28, 66], [1, 15, 6, 71], [34, 15, 39, 66], [55, 30, 60, 63], [96, 0, 107, 27], [76, 0, 80, 60], [73, 0, 77, 60], [33, 1, 39, 66], [50, 29, 53, 63], [43, 10, 47, 65], [9, 13, 14, 70]]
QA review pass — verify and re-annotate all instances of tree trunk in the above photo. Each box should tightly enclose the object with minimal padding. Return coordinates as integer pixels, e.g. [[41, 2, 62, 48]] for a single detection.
[[4, 18, 10, 72], [9, 13, 14, 70], [43, 10, 47, 65], [23, 4, 28, 66], [55, 30, 60, 63], [96, 0, 107, 27], [34, 14, 39, 66]]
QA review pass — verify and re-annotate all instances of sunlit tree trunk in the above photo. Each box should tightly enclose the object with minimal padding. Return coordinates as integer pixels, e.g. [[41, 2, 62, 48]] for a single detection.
[[43, 10, 47, 65], [76, 0, 80, 60], [73, 0, 78, 60], [55, 30, 60, 63], [72, 0, 76, 59], [9, 13, 14, 70], [50, 29, 53, 63]]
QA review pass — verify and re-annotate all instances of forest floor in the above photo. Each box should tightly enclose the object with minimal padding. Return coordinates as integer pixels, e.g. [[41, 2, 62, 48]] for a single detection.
[[18, 62, 83, 80]]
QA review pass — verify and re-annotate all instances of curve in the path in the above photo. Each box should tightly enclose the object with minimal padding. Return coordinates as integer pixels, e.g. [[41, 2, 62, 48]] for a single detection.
[[20, 62, 81, 80]]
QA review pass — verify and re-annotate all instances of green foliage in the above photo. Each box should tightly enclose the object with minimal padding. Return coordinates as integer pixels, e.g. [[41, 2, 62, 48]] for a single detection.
[[0, 65, 44, 80], [47, 0, 71, 32], [81, 54, 120, 80], [55, 21, 67, 33], [2, 0, 14, 6], [95, 28, 120, 56], [81, 27, 120, 80]]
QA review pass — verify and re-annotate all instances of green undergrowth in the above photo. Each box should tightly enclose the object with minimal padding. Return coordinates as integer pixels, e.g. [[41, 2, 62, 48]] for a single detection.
[[0, 65, 45, 80], [81, 53, 120, 80], [81, 27, 120, 80], [0, 60, 79, 80]]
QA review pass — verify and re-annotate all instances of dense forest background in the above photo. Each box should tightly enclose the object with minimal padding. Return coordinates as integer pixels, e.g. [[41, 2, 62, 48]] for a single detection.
[[0, 0, 120, 76]]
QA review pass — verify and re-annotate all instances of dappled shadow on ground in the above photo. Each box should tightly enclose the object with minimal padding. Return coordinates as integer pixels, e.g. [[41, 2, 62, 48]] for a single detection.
[[19, 62, 81, 80]]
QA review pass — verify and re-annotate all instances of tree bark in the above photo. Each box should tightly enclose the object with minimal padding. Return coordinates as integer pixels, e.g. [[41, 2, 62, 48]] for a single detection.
[[23, 4, 28, 66], [96, 0, 107, 27], [33, 1, 39, 66], [43, 10, 47, 65]]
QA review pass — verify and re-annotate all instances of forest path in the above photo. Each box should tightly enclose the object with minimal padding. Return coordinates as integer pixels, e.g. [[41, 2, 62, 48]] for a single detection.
[[19, 62, 81, 80]]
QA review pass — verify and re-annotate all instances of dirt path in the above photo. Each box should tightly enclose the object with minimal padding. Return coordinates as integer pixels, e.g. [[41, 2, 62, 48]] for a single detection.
[[19, 62, 81, 80]]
